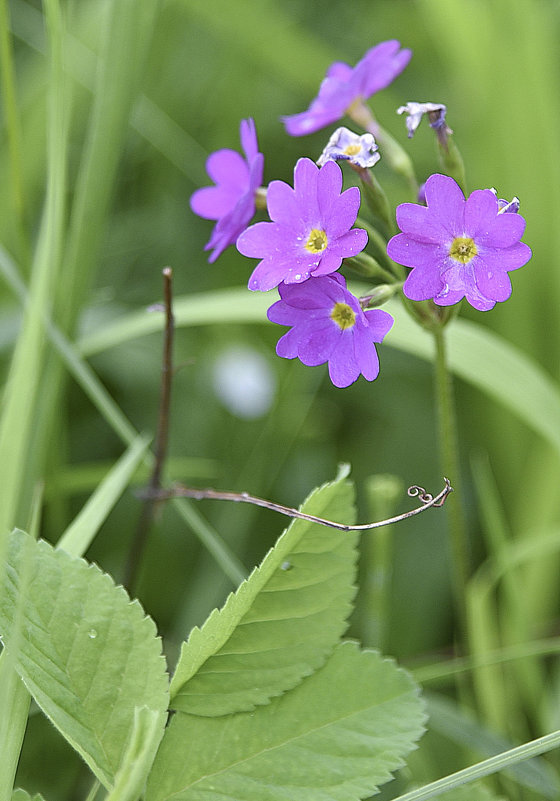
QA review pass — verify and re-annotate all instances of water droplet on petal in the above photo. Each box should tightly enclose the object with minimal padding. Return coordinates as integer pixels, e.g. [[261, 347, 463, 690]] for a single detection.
[[294, 274, 301, 281]]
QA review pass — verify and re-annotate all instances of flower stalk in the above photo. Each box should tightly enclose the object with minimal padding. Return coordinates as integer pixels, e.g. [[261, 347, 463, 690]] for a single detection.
[[433, 325, 469, 634]]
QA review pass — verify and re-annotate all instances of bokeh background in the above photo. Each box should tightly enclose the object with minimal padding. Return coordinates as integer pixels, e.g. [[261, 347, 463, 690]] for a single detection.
[[4, 0, 560, 796]]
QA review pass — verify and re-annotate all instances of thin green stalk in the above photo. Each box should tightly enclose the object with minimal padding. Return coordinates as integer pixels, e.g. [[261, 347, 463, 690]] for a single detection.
[[0, 652, 31, 801], [412, 635, 560, 685], [0, 0, 67, 790], [358, 475, 403, 650], [0, 0, 29, 264], [0, 0, 67, 537], [392, 728, 560, 801], [0, 449, 45, 801], [59, 0, 161, 332], [433, 326, 469, 636]]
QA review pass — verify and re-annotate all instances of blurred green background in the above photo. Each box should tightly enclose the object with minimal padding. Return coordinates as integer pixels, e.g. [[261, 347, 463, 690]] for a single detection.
[[3, 0, 560, 796]]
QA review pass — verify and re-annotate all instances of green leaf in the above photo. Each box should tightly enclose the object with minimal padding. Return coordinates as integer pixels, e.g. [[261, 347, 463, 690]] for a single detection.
[[78, 288, 272, 358], [0, 530, 169, 789], [147, 641, 426, 801], [169, 466, 358, 716], [12, 790, 47, 801]]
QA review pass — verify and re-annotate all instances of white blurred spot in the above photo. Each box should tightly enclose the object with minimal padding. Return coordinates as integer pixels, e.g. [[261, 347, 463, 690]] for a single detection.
[[212, 346, 276, 419]]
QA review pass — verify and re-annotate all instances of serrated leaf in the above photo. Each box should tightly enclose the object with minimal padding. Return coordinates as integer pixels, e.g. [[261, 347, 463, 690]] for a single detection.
[[170, 466, 358, 716], [147, 641, 426, 801], [0, 530, 169, 788]]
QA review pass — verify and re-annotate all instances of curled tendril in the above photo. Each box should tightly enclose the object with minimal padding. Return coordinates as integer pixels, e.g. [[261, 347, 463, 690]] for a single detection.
[[408, 478, 451, 507]]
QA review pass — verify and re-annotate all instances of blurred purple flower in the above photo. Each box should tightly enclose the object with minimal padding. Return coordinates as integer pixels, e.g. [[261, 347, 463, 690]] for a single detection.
[[267, 274, 394, 388], [317, 127, 380, 169], [282, 41, 411, 137], [387, 173, 532, 311], [237, 158, 367, 292], [190, 118, 264, 262]]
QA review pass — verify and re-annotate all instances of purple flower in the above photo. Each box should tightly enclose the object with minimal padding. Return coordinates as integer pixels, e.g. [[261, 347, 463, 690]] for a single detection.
[[267, 274, 394, 388], [387, 173, 532, 311], [282, 41, 412, 137], [497, 197, 520, 214], [489, 189, 520, 214], [317, 127, 380, 169], [397, 102, 451, 145], [237, 158, 368, 292], [190, 118, 264, 262]]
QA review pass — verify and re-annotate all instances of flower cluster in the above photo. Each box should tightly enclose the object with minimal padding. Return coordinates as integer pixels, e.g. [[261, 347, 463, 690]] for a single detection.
[[189, 40, 531, 388]]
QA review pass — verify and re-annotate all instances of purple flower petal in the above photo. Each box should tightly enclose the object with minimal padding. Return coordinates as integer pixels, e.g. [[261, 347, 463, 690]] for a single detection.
[[387, 234, 442, 270], [316, 159, 343, 218], [328, 339, 361, 388], [473, 257, 512, 302], [310, 250, 343, 277], [478, 241, 532, 271], [324, 187, 361, 237], [326, 227, 369, 257], [359, 40, 412, 97], [190, 185, 237, 220], [477, 212, 526, 248], [463, 189, 498, 235], [205, 149, 249, 187], [363, 308, 395, 340], [424, 173, 466, 236], [240, 118, 259, 161], [266, 180, 299, 225], [395, 203, 449, 243], [403, 263, 444, 301]]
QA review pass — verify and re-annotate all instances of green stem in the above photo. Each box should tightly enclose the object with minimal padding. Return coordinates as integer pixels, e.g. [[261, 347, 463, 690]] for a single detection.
[[433, 326, 469, 635], [0, 0, 29, 265], [0, 652, 31, 801], [391, 727, 560, 801]]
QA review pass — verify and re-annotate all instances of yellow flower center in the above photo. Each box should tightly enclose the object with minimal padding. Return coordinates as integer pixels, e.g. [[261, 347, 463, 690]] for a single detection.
[[305, 228, 328, 254], [331, 302, 356, 330], [449, 236, 477, 264], [344, 144, 361, 156]]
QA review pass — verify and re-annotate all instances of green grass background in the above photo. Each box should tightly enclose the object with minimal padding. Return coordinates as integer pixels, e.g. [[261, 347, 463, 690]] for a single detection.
[[2, 0, 560, 797]]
